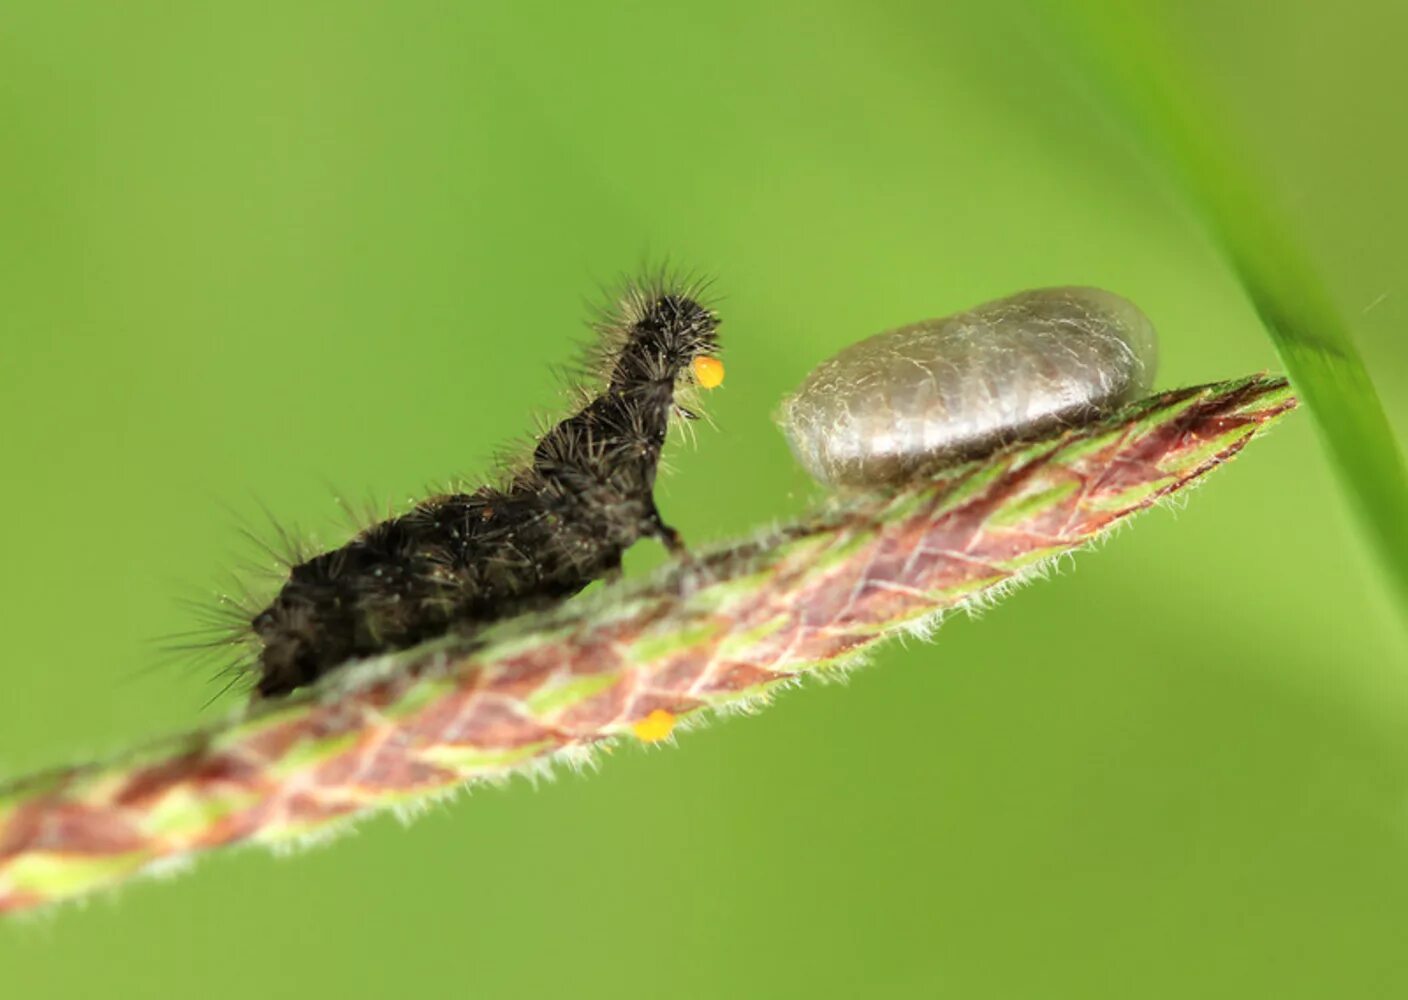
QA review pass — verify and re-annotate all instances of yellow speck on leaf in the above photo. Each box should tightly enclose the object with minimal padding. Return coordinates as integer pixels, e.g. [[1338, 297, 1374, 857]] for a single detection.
[[633, 709, 677, 743]]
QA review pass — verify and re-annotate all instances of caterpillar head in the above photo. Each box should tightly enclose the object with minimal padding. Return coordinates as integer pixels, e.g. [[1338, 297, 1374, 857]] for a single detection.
[[610, 289, 724, 395]]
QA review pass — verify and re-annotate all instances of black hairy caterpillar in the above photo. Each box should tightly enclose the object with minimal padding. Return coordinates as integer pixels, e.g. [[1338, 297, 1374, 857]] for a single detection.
[[235, 278, 723, 697]]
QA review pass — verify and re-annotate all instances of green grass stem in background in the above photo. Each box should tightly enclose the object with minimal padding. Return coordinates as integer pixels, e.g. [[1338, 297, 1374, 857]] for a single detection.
[[1042, 2, 1408, 611], [0, 376, 1294, 913]]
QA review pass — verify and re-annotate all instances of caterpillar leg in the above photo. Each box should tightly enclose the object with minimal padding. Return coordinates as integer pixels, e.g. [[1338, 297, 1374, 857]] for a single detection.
[[657, 522, 686, 555], [645, 506, 687, 555], [601, 552, 625, 586]]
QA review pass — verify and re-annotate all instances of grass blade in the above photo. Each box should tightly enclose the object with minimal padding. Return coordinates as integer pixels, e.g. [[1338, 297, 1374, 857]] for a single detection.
[[1046, 3, 1408, 612], [0, 376, 1294, 914]]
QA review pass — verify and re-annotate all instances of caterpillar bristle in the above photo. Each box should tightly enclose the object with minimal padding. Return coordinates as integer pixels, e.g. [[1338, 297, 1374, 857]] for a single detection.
[[152, 501, 327, 699], [145, 588, 261, 696], [327, 486, 394, 538]]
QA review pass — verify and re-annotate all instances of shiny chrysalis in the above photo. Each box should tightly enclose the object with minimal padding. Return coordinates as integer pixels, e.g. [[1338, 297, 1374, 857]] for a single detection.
[[777, 287, 1158, 489]]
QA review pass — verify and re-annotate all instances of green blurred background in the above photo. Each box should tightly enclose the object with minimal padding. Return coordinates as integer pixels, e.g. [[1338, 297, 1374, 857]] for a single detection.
[[3, 1, 1406, 996]]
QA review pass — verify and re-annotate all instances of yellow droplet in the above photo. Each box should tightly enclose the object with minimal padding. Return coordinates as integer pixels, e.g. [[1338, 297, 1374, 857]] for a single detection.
[[633, 709, 677, 743], [691, 355, 725, 389]]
